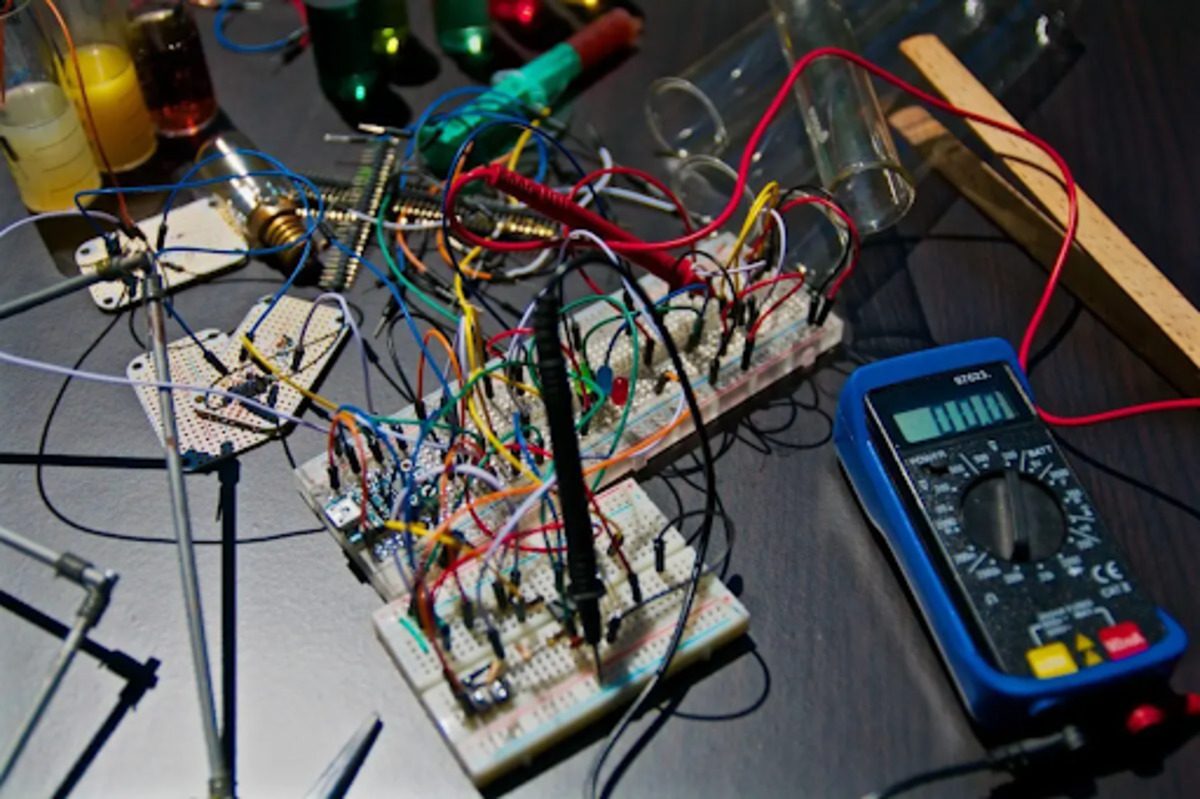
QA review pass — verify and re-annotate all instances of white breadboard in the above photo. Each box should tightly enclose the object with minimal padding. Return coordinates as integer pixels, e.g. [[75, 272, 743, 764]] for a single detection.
[[76, 197, 247, 312], [372, 478, 750, 786], [296, 272, 841, 599], [127, 296, 345, 470]]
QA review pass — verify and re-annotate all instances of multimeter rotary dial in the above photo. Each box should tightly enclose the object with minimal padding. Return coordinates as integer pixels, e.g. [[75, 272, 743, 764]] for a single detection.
[[961, 470, 1065, 562]]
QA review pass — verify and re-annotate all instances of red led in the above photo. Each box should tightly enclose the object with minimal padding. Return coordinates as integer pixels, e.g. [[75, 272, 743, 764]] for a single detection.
[[611, 377, 629, 406], [489, 0, 541, 26]]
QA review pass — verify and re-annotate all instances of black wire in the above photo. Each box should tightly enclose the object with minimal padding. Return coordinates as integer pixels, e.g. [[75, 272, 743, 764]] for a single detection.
[[550, 255, 716, 799], [778, 184, 852, 300], [865, 757, 993, 799], [683, 248, 735, 306], [32, 300, 324, 547], [127, 300, 144, 348], [383, 314, 418, 405]]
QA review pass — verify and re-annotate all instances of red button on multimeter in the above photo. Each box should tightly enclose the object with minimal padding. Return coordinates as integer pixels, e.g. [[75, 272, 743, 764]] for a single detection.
[[1099, 622, 1150, 660]]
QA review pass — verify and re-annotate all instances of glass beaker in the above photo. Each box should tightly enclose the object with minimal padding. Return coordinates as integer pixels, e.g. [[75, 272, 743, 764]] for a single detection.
[[0, 0, 101, 212], [127, 0, 217, 136], [48, 0, 158, 170]]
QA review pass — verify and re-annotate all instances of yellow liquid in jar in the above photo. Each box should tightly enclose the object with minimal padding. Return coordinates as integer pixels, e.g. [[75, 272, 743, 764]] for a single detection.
[[0, 82, 102, 212], [61, 43, 157, 171]]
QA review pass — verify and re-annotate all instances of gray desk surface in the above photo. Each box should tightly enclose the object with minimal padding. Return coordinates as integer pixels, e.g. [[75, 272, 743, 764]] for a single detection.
[[2, 1, 1198, 797]]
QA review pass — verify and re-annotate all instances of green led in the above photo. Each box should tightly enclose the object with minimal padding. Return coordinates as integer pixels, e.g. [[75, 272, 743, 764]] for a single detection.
[[434, 0, 491, 58], [305, 0, 410, 105], [305, 1, 377, 104]]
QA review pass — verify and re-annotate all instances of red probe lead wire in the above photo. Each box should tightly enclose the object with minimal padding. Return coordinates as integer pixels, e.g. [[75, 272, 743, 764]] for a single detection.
[[446, 47, 1198, 427]]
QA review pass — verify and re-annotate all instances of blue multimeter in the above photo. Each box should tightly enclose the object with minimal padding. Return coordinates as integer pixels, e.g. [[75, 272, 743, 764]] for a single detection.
[[834, 338, 1187, 728]]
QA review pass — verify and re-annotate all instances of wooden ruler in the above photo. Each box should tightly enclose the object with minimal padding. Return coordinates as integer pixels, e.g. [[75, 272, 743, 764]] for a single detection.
[[895, 34, 1200, 395]]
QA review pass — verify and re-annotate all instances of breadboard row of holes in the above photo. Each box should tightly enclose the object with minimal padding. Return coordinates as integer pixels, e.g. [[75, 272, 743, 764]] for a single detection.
[[128, 296, 345, 470], [372, 478, 693, 690], [296, 275, 840, 599], [372, 478, 750, 785]]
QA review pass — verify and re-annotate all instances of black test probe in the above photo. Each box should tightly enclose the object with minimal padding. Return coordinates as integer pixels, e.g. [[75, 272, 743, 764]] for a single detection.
[[532, 292, 606, 679]]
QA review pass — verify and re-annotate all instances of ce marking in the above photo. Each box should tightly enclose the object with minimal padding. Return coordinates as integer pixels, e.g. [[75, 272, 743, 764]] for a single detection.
[[1090, 560, 1124, 585]]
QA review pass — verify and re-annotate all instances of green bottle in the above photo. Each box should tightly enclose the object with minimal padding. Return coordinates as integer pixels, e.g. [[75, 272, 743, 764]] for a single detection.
[[433, 0, 491, 59], [305, 0, 379, 104], [371, 0, 411, 67]]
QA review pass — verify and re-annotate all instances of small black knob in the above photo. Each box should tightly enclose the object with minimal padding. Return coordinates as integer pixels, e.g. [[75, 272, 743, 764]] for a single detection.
[[961, 470, 1065, 561]]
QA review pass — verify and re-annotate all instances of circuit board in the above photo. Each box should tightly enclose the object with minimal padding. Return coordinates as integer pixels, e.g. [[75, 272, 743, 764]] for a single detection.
[[127, 296, 346, 470], [372, 477, 750, 786], [75, 197, 247, 312], [310, 136, 401, 291], [296, 274, 841, 599]]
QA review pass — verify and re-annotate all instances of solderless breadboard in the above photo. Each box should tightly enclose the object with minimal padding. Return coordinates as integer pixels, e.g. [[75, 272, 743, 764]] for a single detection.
[[296, 273, 840, 599], [127, 296, 345, 470], [76, 197, 247, 311], [372, 478, 750, 786]]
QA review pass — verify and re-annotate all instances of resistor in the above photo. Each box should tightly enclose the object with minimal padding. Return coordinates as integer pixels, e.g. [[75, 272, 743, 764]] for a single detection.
[[301, 187, 561, 241]]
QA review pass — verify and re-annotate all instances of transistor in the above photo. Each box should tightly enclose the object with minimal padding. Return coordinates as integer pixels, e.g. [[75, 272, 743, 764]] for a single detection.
[[486, 627, 506, 660], [740, 338, 755, 371], [686, 316, 704, 351], [492, 581, 509, 611], [605, 616, 621, 644]]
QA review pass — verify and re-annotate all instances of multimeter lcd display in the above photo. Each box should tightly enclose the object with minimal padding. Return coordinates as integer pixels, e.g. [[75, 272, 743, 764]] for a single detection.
[[892, 389, 1019, 444], [868, 362, 1033, 449]]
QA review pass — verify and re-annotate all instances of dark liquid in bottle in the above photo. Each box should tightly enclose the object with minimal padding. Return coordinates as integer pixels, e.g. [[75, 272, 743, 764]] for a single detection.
[[129, 6, 217, 136]]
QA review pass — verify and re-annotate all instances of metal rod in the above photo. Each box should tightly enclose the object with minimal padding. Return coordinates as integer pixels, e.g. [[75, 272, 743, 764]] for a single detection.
[[0, 525, 117, 786], [0, 525, 64, 570], [144, 271, 232, 799], [0, 615, 90, 785], [0, 253, 146, 322], [303, 713, 382, 799]]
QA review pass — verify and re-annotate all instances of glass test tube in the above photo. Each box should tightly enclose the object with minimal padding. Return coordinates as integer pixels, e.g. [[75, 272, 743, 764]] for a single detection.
[[49, 0, 158, 171], [769, 0, 914, 234], [0, 0, 101, 212], [650, 1, 1073, 284], [127, 0, 217, 137], [304, 0, 383, 105]]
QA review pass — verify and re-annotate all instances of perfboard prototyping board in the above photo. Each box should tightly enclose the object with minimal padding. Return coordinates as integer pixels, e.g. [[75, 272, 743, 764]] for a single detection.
[[372, 478, 750, 786], [76, 197, 247, 311], [128, 296, 346, 470]]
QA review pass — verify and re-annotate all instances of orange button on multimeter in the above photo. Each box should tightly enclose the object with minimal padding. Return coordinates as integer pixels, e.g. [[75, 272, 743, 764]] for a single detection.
[[1026, 642, 1079, 679]]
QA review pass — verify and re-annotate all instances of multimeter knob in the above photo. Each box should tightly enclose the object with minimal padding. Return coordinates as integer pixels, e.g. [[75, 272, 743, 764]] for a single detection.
[[960, 470, 1065, 562]]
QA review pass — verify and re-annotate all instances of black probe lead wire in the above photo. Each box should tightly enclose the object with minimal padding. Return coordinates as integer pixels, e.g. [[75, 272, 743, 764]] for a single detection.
[[31, 294, 322, 546], [539, 255, 717, 799], [864, 756, 993, 799]]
